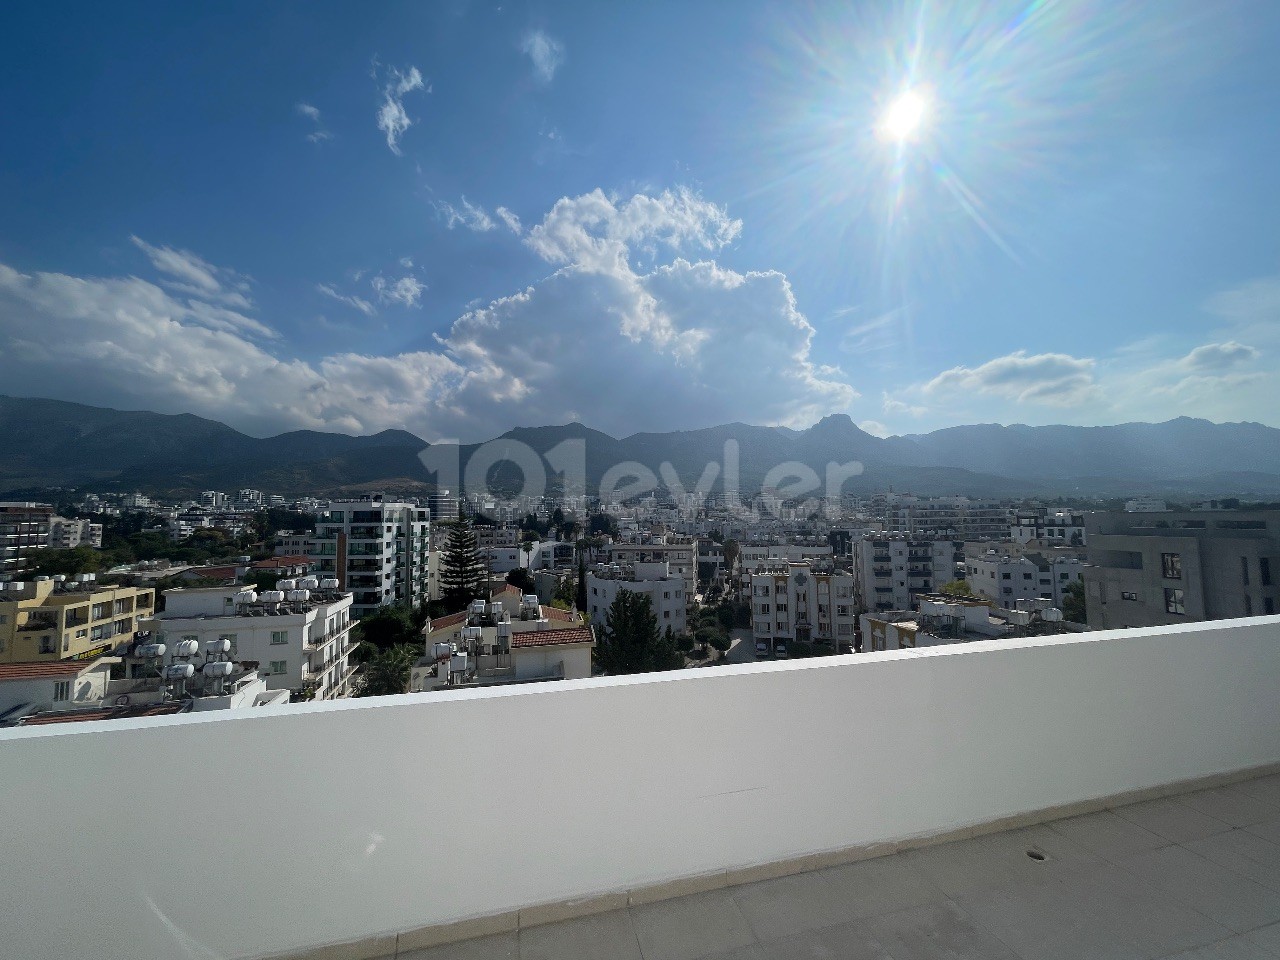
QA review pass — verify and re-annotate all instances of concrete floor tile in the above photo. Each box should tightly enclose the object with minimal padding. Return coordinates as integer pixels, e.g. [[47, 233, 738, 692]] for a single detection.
[[1116, 845, 1280, 935], [397, 932, 519, 960], [1247, 819, 1280, 847], [862, 900, 1023, 960], [518, 908, 643, 960], [1178, 787, 1280, 828], [1049, 809, 1171, 860], [730, 868, 860, 943], [1155, 935, 1279, 959], [1236, 777, 1280, 810], [813, 853, 948, 922], [1242, 922, 1280, 957], [630, 889, 757, 960], [1113, 797, 1234, 844], [1186, 831, 1280, 893], [756, 919, 892, 960]]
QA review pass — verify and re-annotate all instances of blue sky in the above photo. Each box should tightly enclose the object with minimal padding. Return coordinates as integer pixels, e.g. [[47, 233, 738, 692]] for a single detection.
[[1, 0, 1279, 441]]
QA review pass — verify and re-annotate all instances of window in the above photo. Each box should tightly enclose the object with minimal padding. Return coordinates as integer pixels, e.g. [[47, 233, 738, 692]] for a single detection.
[[758, 603, 770, 614], [1002, 572, 1011, 580], [53, 681, 70, 702], [1121, 591, 1139, 601], [0, 614, 7, 624], [269, 660, 287, 675], [1161, 553, 1182, 580], [663, 611, 670, 619], [1164, 588, 1186, 616], [39, 637, 54, 654], [270, 630, 289, 645], [1263, 558, 1273, 587], [1245, 595, 1253, 616]]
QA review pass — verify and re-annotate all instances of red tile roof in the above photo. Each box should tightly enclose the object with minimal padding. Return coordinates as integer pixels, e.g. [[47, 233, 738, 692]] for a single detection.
[[544, 606, 577, 622], [19, 703, 186, 725], [509, 627, 594, 648], [428, 611, 468, 631], [251, 556, 313, 569], [0, 657, 108, 681]]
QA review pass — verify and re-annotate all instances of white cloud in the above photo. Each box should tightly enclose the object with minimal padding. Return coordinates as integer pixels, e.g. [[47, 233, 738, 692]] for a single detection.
[[521, 30, 564, 83], [316, 283, 376, 317], [495, 206, 522, 234], [399, 256, 414, 269], [1178, 340, 1260, 372], [882, 391, 926, 417], [371, 274, 425, 309], [0, 189, 856, 440], [295, 102, 332, 143], [130, 236, 253, 311], [858, 420, 890, 437], [434, 197, 495, 232], [923, 350, 1099, 407], [296, 103, 321, 122], [376, 65, 426, 155]]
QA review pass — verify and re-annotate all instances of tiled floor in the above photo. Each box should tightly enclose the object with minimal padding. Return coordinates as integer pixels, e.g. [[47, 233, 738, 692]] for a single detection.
[[398, 774, 1280, 960]]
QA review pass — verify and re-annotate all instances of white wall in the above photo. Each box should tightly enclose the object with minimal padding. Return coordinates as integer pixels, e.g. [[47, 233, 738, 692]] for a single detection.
[[3, 617, 1280, 960]]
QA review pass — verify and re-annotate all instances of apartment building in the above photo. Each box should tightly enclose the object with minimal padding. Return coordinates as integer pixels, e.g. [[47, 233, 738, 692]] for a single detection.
[[0, 576, 154, 663], [586, 561, 688, 636], [749, 562, 857, 651], [854, 536, 964, 611], [143, 580, 357, 701], [0, 502, 52, 579], [870, 494, 1009, 541], [964, 551, 1083, 607], [1011, 509, 1086, 546], [737, 541, 834, 574], [1083, 509, 1280, 629], [307, 498, 430, 616], [860, 594, 1070, 651], [49, 517, 103, 550], [605, 537, 696, 598]]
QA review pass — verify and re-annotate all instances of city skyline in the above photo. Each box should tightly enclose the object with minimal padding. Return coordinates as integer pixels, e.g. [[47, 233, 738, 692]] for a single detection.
[[2, 1, 1279, 442]]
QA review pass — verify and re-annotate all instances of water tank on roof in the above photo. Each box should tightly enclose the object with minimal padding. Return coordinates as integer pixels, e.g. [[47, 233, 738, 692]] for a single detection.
[[235, 590, 258, 605], [53, 575, 67, 583], [298, 577, 319, 590], [137, 643, 166, 659], [1042, 607, 1064, 622], [202, 660, 235, 677], [487, 602, 503, 619], [278, 579, 297, 591], [174, 639, 201, 658], [205, 638, 231, 654], [432, 641, 454, 660], [468, 599, 487, 616], [260, 591, 285, 603], [35, 576, 50, 582], [461, 626, 482, 642], [288, 589, 310, 602], [164, 663, 195, 680], [320, 578, 340, 590]]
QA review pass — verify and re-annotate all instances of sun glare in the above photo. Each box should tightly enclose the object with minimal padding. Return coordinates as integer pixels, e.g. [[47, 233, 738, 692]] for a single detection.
[[878, 88, 929, 143]]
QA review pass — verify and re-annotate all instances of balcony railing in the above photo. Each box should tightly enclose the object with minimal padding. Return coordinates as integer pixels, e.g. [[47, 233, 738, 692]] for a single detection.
[[3, 617, 1279, 960]]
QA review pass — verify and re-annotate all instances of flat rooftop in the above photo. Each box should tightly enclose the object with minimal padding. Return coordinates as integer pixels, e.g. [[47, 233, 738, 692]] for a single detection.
[[395, 770, 1280, 960]]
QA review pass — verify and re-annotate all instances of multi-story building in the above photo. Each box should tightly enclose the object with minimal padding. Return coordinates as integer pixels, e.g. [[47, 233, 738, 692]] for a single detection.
[[49, 516, 103, 550], [274, 530, 316, 557], [428, 491, 459, 522], [586, 561, 688, 635], [737, 542, 834, 575], [965, 551, 1084, 608], [1083, 509, 1280, 628], [1011, 509, 1087, 546], [0, 502, 52, 579], [307, 498, 430, 616], [749, 562, 857, 653], [0, 576, 154, 663], [143, 580, 357, 701], [854, 537, 964, 612], [860, 594, 1072, 652], [605, 537, 696, 599], [870, 495, 1009, 541]]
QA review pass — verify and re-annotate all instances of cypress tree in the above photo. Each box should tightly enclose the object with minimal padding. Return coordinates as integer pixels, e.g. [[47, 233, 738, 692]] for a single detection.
[[440, 515, 487, 612], [595, 590, 683, 675]]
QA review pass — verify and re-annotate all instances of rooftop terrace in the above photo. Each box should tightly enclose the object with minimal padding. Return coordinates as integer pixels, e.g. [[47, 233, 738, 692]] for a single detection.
[[1, 616, 1278, 960]]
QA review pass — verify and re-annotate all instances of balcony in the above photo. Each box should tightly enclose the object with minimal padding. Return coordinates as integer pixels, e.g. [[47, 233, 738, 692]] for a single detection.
[[2, 618, 1279, 960]]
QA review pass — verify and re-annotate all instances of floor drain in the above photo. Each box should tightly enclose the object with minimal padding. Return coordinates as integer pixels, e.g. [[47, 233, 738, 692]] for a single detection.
[[1027, 850, 1047, 861]]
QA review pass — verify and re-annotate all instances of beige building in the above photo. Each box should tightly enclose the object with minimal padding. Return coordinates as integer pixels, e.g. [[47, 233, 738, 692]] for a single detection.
[[0, 576, 154, 664]]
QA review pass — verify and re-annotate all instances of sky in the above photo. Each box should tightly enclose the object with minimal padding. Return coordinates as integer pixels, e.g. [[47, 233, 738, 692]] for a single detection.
[[1, 0, 1279, 442]]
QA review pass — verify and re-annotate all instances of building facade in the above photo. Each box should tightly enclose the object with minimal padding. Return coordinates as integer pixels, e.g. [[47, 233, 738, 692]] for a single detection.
[[749, 562, 857, 651], [143, 582, 357, 701], [1083, 510, 1280, 629], [854, 537, 964, 612], [0, 502, 53, 580], [49, 517, 104, 550], [307, 498, 430, 616], [586, 562, 688, 636], [0, 577, 155, 664], [964, 551, 1083, 608]]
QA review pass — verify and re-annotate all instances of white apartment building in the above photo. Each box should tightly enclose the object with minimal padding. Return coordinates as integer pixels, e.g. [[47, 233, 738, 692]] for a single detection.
[[965, 551, 1084, 607], [738, 542, 834, 574], [871, 494, 1009, 541], [49, 517, 103, 550], [1011, 509, 1087, 546], [143, 581, 357, 701], [274, 530, 316, 557], [749, 562, 857, 652], [307, 498, 430, 616], [605, 538, 696, 599], [586, 561, 688, 636], [854, 537, 964, 612]]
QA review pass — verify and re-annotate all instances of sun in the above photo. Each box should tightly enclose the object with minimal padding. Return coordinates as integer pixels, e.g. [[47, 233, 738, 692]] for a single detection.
[[877, 88, 929, 143]]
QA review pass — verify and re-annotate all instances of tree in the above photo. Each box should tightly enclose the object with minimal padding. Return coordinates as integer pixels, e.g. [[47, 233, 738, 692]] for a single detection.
[[940, 579, 973, 597], [505, 567, 536, 594], [440, 516, 487, 611], [553, 575, 576, 609], [674, 633, 695, 653], [696, 626, 728, 650], [595, 590, 683, 675], [1063, 580, 1087, 623], [722, 538, 739, 574], [355, 606, 417, 652], [575, 554, 587, 611], [357, 644, 418, 697]]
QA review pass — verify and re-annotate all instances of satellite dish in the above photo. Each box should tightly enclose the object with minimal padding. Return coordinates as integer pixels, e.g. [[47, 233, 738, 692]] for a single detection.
[[114, 694, 130, 707]]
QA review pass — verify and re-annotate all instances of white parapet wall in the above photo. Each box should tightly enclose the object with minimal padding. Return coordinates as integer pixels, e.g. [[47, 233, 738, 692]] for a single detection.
[[3, 617, 1280, 960]]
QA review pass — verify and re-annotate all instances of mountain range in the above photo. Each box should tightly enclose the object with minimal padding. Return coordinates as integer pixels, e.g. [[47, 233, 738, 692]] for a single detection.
[[3, 395, 1280, 500]]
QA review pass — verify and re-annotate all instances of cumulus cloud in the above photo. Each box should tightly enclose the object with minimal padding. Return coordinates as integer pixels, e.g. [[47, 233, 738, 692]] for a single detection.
[[1178, 340, 1260, 372], [882, 391, 926, 417], [371, 274, 425, 308], [376, 65, 426, 155], [295, 102, 332, 143], [0, 189, 856, 439], [521, 30, 564, 83], [317, 283, 376, 317], [923, 350, 1099, 406], [434, 197, 496, 232]]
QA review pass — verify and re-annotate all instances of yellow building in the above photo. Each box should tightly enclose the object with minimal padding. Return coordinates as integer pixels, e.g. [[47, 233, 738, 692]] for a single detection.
[[0, 577, 154, 664]]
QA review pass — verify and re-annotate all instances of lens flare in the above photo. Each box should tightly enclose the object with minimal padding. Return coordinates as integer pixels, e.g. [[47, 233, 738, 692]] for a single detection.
[[878, 89, 929, 142]]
